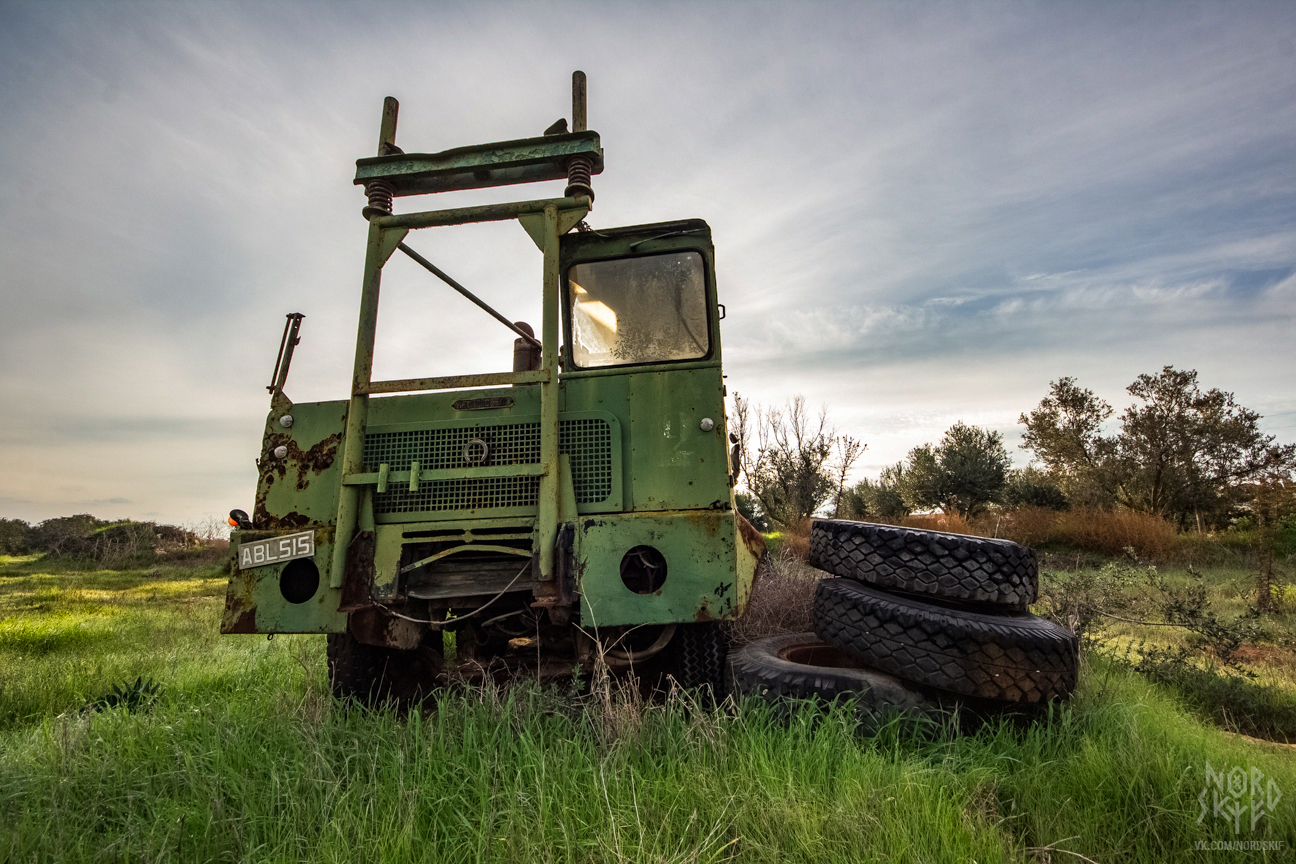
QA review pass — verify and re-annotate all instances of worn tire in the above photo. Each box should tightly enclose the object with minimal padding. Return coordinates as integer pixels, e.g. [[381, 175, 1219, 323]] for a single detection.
[[326, 630, 441, 706], [811, 519, 1039, 611], [813, 578, 1077, 703], [668, 622, 730, 696], [727, 632, 940, 718]]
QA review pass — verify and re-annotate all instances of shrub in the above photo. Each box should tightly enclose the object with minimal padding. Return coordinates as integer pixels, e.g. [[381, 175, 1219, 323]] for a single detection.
[[990, 507, 1178, 560], [0, 518, 31, 554], [897, 512, 974, 535], [734, 492, 769, 532], [838, 470, 910, 521], [1002, 467, 1069, 510], [1036, 557, 1149, 650], [18, 513, 220, 568], [1058, 509, 1178, 560], [988, 506, 1059, 548], [778, 518, 812, 561], [28, 514, 108, 557]]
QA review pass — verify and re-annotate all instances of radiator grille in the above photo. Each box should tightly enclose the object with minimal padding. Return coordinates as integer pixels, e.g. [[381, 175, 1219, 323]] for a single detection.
[[364, 418, 613, 515]]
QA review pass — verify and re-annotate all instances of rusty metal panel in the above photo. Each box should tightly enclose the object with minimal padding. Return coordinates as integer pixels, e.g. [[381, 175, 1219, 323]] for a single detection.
[[220, 526, 347, 634], [252, 399, 348, 533], [575, 510, 751, 627]]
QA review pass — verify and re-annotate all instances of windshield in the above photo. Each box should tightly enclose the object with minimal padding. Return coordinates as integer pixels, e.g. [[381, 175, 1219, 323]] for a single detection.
[[568, 250, 710, 368]]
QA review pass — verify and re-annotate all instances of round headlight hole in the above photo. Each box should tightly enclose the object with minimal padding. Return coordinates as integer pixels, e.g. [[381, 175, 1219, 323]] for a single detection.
[[280, 558, 320, 604], [620, 545, 668, 595]]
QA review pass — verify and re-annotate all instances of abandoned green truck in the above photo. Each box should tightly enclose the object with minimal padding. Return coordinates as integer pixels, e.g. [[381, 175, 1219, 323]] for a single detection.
[[221, 73, 765, 701], [222, 73, 1077, 712]]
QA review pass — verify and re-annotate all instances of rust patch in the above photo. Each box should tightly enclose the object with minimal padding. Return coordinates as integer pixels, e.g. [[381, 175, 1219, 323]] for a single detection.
[[252, 469, 276, 527], [221, 568, 259, 633], [349, 606, 422, 649], [262, 431, 341, 491], [339, 530, 376, 611], [737, 513, 767, 559], [222, 599, 258, 634], [225, 608, 257, 633], [252, 430, 341, 526], [296, 433, 341, 487], [256, 510, 310, 530]]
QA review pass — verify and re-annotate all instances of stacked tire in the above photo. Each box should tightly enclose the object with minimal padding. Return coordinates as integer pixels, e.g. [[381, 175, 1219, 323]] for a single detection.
[[728, 520, 1078, 719]]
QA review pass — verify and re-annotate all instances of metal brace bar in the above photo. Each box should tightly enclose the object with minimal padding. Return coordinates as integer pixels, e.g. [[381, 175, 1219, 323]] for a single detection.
[[267, 313, 305, 394], [342, 462, 547, 486], [371, 195, 590, 230], [397, 242, 541, 347], [364, 370, 547, 394], [400, 543, 532, 575]]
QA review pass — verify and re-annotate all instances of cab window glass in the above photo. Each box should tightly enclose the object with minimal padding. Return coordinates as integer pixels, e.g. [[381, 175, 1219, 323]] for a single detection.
[[568, 251, 709, 368]]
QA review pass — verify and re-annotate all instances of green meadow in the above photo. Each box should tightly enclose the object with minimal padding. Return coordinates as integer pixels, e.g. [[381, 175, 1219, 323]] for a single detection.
[[1, 554, 1294, 863]]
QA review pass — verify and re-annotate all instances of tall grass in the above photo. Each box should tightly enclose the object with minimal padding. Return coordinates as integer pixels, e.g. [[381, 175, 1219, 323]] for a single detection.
[[4, 558, 1296, 862], [996, 507, 1179, 560], [724, 549, 823, 646]]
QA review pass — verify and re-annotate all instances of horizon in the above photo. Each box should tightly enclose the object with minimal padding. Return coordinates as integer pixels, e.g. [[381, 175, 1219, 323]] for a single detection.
[[2, 1, 1294, 525]]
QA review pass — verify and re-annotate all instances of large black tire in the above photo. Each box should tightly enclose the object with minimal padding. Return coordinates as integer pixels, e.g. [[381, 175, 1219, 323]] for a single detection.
[[811, 519, 1039, 611], [326, 630, 442, 706], [727, 632, 941, 719], [813, 578, 1077, 703]]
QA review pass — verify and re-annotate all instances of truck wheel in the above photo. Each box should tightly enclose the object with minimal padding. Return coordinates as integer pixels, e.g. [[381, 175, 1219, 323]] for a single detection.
[[727, 632, 940, 719], [813, 578, 1077, 703], [667, 622, 729, 697], [810, 519, 1038, 611], [326, 630, 441, 707]]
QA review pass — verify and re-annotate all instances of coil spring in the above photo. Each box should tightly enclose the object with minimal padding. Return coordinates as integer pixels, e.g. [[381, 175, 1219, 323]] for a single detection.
[[364, 179, 395, 215], [565, 155, 594, 202]]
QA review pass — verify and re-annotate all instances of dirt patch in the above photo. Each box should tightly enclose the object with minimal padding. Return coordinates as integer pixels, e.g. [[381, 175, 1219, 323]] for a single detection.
[[1230, 645, 1296, 668]]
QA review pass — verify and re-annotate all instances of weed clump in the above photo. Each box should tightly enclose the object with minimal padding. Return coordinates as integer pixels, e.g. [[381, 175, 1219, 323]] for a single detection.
[[86, 676, 161, 713], [723, 548, 824, 646]]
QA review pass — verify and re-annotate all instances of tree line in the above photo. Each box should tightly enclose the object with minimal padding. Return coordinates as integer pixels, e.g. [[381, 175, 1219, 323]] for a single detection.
[[733, 366, 1296, 533], [0, 514, 223, 563]]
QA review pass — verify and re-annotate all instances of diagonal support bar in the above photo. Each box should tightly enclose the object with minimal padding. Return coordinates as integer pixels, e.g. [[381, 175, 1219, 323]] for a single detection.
[[397, 242, 540, 348]]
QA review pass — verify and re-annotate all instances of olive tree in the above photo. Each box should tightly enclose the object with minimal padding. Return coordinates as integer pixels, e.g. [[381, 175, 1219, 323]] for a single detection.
[[1020, 367, 1296, 528], [899, 422, 1012, 518]]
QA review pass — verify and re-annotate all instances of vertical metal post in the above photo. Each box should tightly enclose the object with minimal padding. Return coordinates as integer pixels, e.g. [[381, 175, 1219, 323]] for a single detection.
[[377, 96, 399, 153], [536, 203, 561, 580], [332, 98, 399, 589], [572, 71, 587, 133]]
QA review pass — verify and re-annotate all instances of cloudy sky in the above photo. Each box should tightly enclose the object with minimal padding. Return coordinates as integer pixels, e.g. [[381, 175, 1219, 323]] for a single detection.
[[2, 0, 1294, 526]]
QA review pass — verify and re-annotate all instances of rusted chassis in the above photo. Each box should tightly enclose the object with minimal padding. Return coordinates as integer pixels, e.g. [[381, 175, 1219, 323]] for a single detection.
[[221, 507, 764, 682]]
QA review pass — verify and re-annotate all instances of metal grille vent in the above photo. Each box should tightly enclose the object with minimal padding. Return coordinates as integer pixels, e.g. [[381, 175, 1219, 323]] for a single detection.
[[364, 418, 612, 515]]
